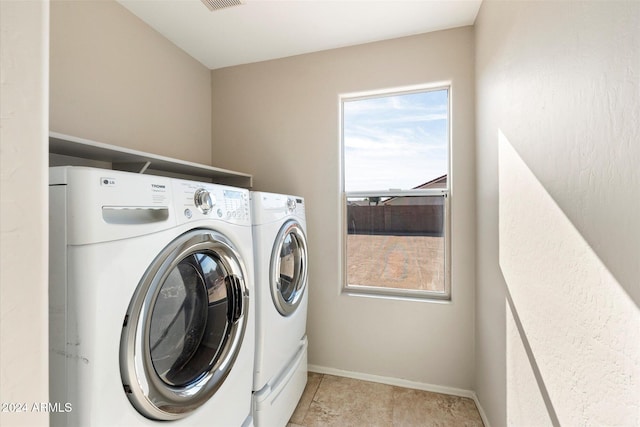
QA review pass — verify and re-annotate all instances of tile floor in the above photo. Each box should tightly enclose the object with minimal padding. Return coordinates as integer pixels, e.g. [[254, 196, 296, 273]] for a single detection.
[[288, 373, 484, 427]]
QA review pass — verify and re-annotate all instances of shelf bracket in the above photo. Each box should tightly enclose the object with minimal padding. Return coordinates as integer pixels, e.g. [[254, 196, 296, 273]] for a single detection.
[[112, 161, 152, 174]]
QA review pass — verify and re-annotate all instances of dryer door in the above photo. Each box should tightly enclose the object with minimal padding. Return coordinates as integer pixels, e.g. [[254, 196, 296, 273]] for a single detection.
[[270, 220, 308, 316], [120, 229, 249, 420]]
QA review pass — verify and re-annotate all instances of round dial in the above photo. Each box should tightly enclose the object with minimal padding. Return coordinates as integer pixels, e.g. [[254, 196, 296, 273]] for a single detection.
[[194, 189, 215, 214], [286, 198, 296, 212]]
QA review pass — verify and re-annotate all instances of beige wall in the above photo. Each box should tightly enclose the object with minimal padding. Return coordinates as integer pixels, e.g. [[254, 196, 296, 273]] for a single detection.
[[6, 2, 637, 425], [50, 0, 212, 164], [475, 1, 640, 426], [0, 1, 49, 426], [211, 28, 477, 391]]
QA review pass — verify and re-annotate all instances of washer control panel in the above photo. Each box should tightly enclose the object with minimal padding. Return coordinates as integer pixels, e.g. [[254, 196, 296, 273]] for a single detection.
[[173, 180, 250, 224], [221, 188, 250, 221]]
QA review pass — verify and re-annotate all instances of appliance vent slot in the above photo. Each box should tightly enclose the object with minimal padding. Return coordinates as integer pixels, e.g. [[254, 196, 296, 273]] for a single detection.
[[200, 0, 243, 12]]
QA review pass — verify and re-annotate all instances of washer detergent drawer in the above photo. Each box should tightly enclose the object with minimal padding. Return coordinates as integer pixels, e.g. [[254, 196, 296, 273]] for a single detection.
[[253, 337, 308, 427]]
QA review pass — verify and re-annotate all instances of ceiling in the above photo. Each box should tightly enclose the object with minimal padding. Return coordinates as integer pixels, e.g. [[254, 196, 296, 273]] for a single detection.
[[117, 0, 482, 70]]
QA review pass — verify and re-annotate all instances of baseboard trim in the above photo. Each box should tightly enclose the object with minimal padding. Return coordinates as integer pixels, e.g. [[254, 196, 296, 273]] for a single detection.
[[470, 391, 491, 427], [307, 364, 491, 427], [308, 363, 473, 398]]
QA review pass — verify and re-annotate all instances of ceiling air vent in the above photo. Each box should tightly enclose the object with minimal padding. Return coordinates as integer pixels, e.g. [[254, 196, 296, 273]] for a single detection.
[[200, 0, 244, 12]]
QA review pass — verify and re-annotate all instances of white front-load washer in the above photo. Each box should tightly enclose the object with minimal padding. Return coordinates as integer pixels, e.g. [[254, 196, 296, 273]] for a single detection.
[[250, 192, 309, 427], [49, 166, 255, 426]]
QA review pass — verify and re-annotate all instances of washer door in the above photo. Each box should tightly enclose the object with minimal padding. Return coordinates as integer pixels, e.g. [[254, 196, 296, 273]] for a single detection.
[[270, 220, 308, 316], [120, 229, 249, 420]]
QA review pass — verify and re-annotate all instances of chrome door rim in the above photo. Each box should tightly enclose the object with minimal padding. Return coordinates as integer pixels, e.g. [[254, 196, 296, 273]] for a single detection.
[[270, 220, 308, 317], [120, 229, 249, 420]]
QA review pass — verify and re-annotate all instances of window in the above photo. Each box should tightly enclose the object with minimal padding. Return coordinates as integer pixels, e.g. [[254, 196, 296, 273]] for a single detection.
[[341, 86, 450, 300]]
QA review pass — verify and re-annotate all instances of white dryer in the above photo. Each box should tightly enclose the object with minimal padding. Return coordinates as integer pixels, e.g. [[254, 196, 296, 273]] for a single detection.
[[250, 192, 309, 427], [49, 166, 255, 426]]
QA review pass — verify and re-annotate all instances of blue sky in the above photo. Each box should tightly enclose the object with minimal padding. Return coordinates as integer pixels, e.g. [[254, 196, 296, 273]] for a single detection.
[[343, 89, 449, 192]]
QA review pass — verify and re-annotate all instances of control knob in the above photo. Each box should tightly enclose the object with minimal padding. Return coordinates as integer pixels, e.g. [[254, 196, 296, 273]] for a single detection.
[[194, 188, 215, 214], [286, 197, 296, 212]]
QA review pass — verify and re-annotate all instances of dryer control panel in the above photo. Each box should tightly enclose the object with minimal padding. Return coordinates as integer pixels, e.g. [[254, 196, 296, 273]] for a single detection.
[[173, 179, 250, 226], [251, 191, 306, 226]]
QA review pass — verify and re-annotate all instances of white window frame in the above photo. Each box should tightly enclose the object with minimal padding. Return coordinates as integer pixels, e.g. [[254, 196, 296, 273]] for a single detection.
[[339, 84, 452, 301]]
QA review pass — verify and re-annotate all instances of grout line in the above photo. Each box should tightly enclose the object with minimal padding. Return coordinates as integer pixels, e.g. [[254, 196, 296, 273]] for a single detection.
[[390, 384, 398, 427], [310, 373, 323, 404], [296, 373, 324, 426]]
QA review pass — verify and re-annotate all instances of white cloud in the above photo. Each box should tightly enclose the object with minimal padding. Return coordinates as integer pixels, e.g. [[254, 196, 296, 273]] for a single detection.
[[343, 89, 449, 192]]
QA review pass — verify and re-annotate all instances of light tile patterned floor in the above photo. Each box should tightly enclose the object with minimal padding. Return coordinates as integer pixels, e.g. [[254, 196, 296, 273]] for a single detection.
[[288, 373, 484, 427]]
